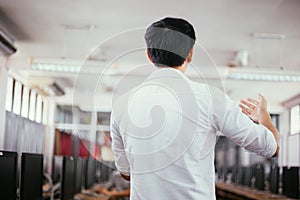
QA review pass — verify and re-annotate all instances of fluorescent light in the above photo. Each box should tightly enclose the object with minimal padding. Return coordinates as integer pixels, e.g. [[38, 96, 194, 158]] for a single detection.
[[32, 63, 300, 82], [31, 63, 102, 73], [227, 73, 300, 82], [32, 63, 80, 72], [253, 33, 285, 40]]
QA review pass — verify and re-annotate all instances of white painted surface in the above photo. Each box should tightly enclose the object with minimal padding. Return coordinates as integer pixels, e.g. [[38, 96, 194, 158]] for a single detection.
[[0, 58, 8, 149], [287, 134, 300, 166]]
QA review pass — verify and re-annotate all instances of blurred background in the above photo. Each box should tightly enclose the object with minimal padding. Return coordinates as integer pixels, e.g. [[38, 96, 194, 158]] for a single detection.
[[0, 0, 299, 199]]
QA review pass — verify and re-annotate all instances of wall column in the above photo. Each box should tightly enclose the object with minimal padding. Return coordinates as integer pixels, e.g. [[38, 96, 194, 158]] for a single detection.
[[43, 99, 56, 173], [89, 111, 97, 157], [0, 57, 8, 150]]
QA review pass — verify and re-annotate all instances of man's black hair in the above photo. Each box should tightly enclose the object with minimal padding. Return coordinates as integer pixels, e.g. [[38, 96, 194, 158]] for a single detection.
[[145, 17, 196, 67]]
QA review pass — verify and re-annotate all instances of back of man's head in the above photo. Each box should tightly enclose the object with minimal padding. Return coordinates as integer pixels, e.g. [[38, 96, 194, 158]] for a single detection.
[[145, 17, 196, 67]]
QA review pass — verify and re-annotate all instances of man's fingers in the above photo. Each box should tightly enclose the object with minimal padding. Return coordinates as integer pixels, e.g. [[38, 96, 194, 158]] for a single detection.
[[240, 99, 256, 110], [246, 97, 259, 105], [258, 93, 264, 100], [258, 93, 267, 104], [239, 104, 252, 115]]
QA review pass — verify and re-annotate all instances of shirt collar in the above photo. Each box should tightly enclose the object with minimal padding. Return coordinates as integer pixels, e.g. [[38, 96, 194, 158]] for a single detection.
[[146, 67, 191, 82]]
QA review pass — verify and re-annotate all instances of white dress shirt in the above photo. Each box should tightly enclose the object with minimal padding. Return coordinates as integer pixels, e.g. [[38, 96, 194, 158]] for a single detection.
[[111, 68, 277, 200]]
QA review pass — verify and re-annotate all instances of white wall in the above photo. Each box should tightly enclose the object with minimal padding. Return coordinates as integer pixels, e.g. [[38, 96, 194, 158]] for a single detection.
[[0, 58, 8, 150]]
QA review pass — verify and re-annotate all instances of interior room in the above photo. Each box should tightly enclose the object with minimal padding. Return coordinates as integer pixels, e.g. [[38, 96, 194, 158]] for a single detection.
[[0, 0, 299, 199]]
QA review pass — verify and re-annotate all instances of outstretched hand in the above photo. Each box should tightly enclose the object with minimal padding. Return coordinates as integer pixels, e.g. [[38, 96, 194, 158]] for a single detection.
[[239, 94, 268, 123], [239, 94, 279, 157]]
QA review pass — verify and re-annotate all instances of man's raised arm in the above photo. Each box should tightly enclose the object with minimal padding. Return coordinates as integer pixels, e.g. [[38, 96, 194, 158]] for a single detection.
[[239, 94, 279, 157]]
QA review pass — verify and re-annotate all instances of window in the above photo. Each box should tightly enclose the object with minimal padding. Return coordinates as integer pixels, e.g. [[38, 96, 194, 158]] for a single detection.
[[290, 105, 300, 135], [35, 95, 42, 123], [12, 81, 22, 115], [29, 90, 37, 121], [5, 77, 13, 111], [21, 86, 30, 118], [4, 76, 48, 124], [42, 98, 48, 124]]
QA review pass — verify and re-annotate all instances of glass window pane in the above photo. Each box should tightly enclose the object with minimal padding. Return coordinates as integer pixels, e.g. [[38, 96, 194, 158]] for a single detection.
[[12, 81, 22, 115], [36, 95, 42, 123], [29, 90, 36, 121], [42, 99, 48, 124], [21, 86, 29, 118], [5, 77, 13, 111], [290, 105, 300, 135]]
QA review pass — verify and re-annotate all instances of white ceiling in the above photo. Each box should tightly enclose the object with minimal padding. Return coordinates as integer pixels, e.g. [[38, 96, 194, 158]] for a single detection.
[[0, 0, 300, 112]]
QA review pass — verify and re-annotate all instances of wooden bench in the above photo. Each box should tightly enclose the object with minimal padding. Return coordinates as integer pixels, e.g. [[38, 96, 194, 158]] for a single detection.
[[215, 182, 293, 200]]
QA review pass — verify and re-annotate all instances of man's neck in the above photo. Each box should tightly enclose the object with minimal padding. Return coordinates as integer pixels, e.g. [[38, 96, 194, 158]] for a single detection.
[[173, 66, 186, 73], [174, 60, 188, 73], [157, 62, 187, 73]]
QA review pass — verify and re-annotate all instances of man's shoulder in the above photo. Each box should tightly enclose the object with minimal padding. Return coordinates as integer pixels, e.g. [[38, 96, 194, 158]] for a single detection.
[[188, 80, 215, 94]]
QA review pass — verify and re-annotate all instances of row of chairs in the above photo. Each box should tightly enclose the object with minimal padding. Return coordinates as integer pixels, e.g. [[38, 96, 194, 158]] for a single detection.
[[0, 151, 43, 200], [216, 163, 300, 199], [49, 156, 95, 200], [0, 150, 116, 200], [48, 156, 115, 200]]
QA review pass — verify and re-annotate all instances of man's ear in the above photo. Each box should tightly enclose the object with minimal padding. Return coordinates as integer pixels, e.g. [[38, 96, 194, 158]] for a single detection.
[[146, 49, 153, 63], [187, 48, 194, 63]]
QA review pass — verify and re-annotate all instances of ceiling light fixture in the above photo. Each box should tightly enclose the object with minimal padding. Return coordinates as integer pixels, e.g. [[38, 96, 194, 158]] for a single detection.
[[253, 33, 285, 40], [31, 63, 105, 74], [227, 73, 300, 82]]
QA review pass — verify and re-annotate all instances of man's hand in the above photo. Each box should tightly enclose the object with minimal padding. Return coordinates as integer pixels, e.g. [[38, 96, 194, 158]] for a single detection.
[[239, 94, 279, 157], [239, 94, 269, 124]]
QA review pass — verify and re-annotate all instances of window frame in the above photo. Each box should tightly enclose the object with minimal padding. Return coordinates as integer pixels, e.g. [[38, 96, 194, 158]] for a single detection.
[[289, 104, 300, 135]]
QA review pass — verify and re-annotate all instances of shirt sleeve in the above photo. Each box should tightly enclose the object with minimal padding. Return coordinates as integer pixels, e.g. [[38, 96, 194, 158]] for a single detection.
[[211, 87, 277, 158], [110, 112, 131, 176]]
